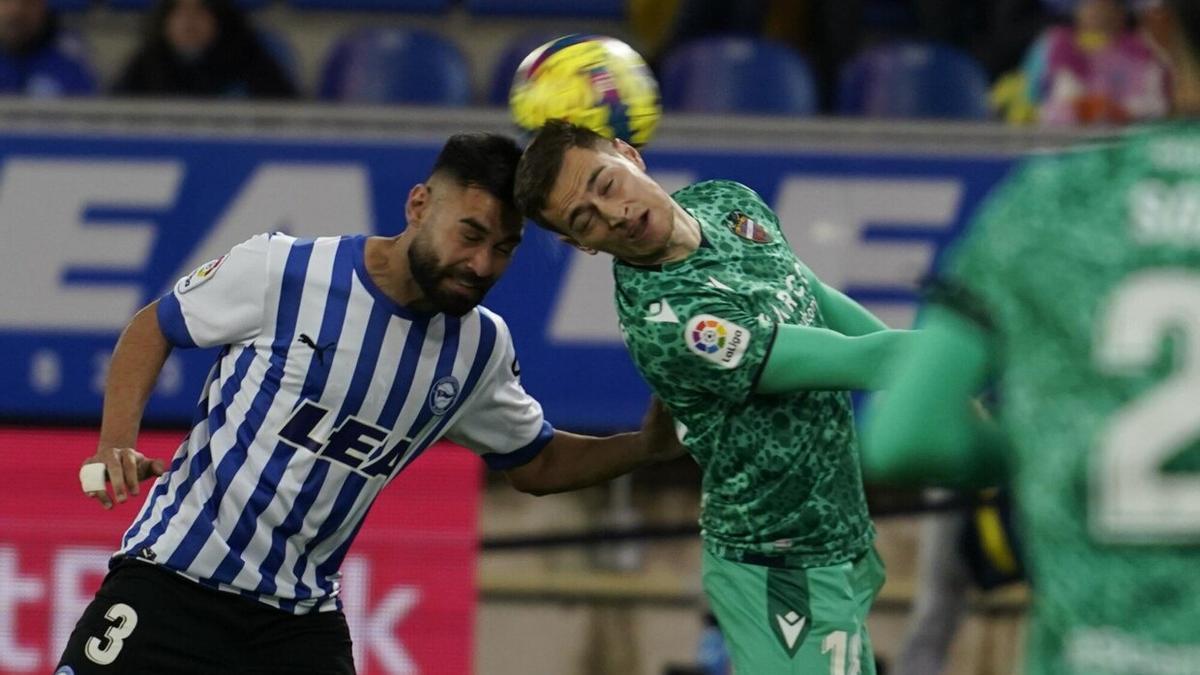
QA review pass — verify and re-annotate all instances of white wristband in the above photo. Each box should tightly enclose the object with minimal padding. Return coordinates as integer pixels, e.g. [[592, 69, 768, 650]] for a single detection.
[[79, 463, 108, 493]]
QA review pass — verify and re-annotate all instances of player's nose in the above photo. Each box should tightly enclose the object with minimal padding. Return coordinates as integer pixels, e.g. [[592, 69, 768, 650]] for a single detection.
[[465, 247, 499, 278], [600, 201, 631, 229]]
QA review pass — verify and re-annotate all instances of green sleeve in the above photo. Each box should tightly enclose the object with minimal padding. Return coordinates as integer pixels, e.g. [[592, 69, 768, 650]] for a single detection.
[[756, 324, 920, 393], [861, 306, 1009, 489], [813, 281, 889, 336]]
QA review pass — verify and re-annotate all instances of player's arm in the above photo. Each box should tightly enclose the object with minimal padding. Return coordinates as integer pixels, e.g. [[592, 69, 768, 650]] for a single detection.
[[504, 398, 685, 496], [82, 302, 170, 509], [812, 281, 890, 336], [81, 235, 270, 508], [861, 305, 1008, 489], [755, 324, 921, 394]]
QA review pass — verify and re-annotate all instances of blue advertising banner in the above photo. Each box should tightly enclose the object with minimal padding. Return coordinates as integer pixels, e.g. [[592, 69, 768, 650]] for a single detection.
[[0, 132, 1016, 430]]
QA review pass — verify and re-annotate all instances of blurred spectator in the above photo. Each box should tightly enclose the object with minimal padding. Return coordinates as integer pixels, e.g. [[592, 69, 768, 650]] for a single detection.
[[894, 489, 1025, 675], [113, 0, 296, 99], [652, 0, 770, 61], [915, 0, 1050, 79], [0, 0, 97, 96], [1023, 0, 1169, 125], [694, 612, 731, 675], [654, 0, 863, 112]]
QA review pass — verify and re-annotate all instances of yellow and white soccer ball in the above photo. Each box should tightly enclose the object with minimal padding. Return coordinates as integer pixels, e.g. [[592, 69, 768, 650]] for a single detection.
[[508, 34, 661, 147]]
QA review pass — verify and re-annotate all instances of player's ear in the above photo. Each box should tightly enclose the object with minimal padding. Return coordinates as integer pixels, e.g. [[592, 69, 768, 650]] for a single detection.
[[612, 138, 645, 171], [558, 234, 598, 255], [405, 183, 431, 229]]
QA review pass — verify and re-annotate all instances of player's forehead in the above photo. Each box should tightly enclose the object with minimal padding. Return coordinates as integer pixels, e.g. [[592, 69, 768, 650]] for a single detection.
[[545, 145, 613, 221], [443, 183, 522, 238]]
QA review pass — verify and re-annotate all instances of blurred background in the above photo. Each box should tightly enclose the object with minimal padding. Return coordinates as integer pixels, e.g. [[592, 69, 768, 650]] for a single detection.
[[0, 0, 1178, 673]]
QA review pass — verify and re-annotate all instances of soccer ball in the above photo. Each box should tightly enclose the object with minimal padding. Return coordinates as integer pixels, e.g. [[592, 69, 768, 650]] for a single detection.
[[509, 34, 661, 147]]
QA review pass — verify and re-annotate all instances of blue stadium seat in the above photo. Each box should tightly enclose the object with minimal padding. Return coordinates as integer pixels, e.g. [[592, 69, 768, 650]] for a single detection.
[[837, 42, 991, 119], [289, 0, 449, 10], [486, 32, 565, 106], [318, 28, 470, 105], [465, 0, 621, 18], [659, 37, 818, 115]]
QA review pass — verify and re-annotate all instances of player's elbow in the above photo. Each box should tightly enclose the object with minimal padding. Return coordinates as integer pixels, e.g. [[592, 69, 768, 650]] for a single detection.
[[508, 475, 555, 497], [503, 454, 559, 496]]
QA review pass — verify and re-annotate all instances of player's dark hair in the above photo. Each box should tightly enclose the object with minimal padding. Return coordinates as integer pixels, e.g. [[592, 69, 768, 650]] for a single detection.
[[1167, 0, 1200, 60], [514, 119, 610, 233], [430, 132, 523, 210]]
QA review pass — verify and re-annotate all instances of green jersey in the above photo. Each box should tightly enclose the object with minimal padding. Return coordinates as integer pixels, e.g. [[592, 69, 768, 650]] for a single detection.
[[615, 180, 873, 568], [942, 125, 1200, 674]]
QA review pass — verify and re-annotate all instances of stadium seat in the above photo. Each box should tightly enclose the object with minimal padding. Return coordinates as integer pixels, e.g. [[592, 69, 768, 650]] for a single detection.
[[288, 0, 450, 11], [836, 42, 991, 119], [486, 32, 566, 106], [465, 0, 622, 18], [659, 37, 818, 115], [318, 28, 470, 105]]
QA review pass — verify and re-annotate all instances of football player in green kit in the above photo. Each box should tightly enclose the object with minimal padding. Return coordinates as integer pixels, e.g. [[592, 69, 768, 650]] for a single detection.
[[863, 2, 1200, 674], [515, 120, 920, 674]]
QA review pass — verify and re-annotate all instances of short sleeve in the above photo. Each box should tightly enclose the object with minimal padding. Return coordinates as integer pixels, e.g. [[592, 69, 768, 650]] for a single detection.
[[156, 234, 270, 349], [936, 155, 1064, 336], [621, 286, 774, 404], [446, 319, 554, 471]]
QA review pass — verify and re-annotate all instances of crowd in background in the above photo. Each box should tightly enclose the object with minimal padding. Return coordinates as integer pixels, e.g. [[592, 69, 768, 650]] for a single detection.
[[0, 0, 1187, 127], [648, 0, 1175, 125]]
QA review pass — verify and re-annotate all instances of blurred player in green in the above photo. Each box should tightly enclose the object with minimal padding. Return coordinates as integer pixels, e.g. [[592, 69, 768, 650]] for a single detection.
[[515, 122, 919, 674], [863, 2, 1200, 673]]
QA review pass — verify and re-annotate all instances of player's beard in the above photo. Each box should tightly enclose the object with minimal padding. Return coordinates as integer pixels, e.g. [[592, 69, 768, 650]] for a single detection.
[[408, 236, 492, 316]]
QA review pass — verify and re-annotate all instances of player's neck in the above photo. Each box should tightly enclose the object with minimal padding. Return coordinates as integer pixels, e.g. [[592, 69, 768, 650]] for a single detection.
[[363, 235, 429, 309], [656, 204, 703, 265]]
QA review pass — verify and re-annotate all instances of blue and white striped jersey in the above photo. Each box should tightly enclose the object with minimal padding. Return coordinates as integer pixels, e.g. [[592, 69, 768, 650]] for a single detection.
[[120, 233, 553, 613]]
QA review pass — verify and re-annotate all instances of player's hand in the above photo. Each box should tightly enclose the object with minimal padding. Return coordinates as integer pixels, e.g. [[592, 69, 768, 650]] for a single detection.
[[639, 397, 688, 462], [80, 447, 166, 510]]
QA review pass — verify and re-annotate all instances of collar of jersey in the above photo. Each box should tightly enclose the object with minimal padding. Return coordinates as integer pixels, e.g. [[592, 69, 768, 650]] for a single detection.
[[350, 234, 438, 320]]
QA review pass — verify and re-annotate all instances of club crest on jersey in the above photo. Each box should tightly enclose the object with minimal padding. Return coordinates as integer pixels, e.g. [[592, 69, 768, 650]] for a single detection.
[[176, 255, 227, 294], [725, 211, 771, 243], [686, 314, 751, 369], [428, 376, 461, 415]]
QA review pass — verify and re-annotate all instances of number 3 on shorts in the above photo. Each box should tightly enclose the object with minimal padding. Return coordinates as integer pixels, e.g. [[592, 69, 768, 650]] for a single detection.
[[85, 603, 138, 666]]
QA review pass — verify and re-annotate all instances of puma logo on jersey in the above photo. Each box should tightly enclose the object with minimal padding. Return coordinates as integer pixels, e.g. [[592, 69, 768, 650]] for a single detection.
[[297, 334, 336, 365]]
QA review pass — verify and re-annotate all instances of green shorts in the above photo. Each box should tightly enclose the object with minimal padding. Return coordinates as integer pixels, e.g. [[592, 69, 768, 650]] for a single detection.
[[702, 547, 886, 675]]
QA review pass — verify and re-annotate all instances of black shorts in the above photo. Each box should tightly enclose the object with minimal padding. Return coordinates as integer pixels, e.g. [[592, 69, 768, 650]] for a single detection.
[[56, 557, 356, 675]]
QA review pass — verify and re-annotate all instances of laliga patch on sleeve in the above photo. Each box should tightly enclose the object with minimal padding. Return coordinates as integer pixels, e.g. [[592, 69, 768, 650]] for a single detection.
[[176, 255, 227, 294], [684, 314, 751, 369]]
